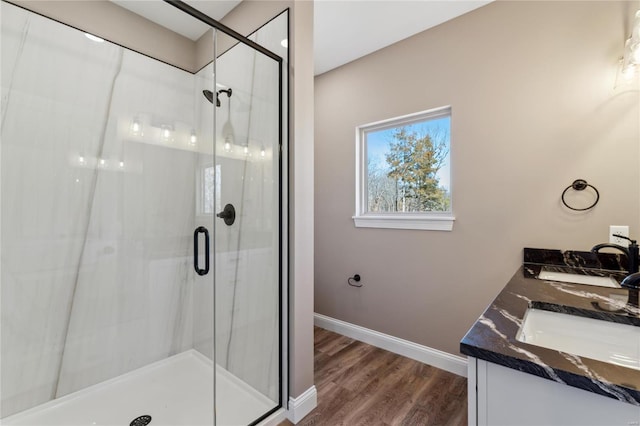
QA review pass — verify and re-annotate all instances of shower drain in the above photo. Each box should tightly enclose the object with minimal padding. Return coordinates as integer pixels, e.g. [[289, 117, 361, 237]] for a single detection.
[[129, 415, 152, 426]]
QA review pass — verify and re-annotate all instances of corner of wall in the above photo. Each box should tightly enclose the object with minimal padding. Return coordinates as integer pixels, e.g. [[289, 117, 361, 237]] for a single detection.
[[289, 0, 315, 403]]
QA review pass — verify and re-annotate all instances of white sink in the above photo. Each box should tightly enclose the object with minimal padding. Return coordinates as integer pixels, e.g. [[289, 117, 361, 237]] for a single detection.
[[538, 270, 620, 288], [516, 308, 640, 370]]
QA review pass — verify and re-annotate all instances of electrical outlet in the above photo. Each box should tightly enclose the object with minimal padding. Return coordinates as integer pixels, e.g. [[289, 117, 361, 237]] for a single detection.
[[610, 225, 629, 244]]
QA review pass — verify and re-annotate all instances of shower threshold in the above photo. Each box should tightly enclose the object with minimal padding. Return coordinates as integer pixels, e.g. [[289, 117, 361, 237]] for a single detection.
[[2, 350, 275, 426]]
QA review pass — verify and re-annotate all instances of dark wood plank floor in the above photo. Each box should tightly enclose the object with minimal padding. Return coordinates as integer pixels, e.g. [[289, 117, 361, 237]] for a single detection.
[[279, 327, 467, 426]]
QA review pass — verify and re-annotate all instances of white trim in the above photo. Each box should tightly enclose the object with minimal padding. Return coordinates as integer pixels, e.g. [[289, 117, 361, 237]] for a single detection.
[[314, 313, 467, 377], [353, 214, 455, 230], [467, 356, 478, 426], [286, 385, 317, 424], [354, 106, 454, 232], [359, 106, 452, 132], [476, 358, 488, 426]]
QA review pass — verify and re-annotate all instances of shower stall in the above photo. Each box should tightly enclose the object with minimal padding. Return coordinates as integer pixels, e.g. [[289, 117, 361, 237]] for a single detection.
[[0, 1, 287, 425]]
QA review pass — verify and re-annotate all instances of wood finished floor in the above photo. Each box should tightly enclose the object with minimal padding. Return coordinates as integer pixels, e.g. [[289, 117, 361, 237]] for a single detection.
[[279, 327, 467, 426]]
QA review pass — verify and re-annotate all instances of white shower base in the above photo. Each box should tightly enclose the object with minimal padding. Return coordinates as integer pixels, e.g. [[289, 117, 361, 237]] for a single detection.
[[1, 350, 276, 426]]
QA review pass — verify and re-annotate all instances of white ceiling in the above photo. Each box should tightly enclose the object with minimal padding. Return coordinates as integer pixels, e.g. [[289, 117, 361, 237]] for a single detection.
[[111, 0, 491, 76], [313, 0, 492, 75], [111, 0, 242, 40]]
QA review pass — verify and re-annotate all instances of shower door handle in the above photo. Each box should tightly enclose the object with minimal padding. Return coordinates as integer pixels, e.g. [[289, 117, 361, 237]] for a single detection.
[[193, 226, 210, 276]]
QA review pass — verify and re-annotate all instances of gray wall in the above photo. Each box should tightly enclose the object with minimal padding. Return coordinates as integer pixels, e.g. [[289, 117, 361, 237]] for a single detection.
[[314, 0, 640, 357]]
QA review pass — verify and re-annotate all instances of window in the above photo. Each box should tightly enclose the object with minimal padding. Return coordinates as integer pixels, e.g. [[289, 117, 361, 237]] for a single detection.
[[354, 106, 454, 230], [198, 163, 221, 215]]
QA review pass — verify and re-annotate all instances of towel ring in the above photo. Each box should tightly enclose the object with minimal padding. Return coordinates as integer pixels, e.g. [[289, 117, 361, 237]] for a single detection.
[[561, 179, 599, 211]]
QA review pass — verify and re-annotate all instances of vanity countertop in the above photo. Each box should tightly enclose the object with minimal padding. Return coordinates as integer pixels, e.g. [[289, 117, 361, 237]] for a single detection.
[[460, 249, 640, 406]]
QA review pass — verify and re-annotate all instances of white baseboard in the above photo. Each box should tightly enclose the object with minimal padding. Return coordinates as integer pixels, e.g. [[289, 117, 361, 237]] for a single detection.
[[286, 385, 317, 424], [314, 313, 467, 377]]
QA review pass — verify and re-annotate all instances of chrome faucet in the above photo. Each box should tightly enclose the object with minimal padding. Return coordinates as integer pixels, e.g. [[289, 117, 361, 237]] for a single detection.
[[591, 234, 639, 274]]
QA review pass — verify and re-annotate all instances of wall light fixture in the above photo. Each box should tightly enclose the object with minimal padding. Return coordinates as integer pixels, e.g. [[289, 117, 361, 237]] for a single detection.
[[130, 117, 142, 136], [621, 10, 640, 81], [161, 125, 173, 142]]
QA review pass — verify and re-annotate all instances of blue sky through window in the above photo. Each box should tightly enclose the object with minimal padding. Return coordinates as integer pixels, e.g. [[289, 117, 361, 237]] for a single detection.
[[367, 116, 450, 190]]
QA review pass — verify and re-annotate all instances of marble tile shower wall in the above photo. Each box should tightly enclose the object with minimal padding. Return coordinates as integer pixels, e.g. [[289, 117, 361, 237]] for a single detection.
[[1, 4, 199, 417]]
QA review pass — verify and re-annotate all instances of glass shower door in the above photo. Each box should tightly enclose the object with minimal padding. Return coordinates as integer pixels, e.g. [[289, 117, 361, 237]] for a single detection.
[[213, 30, 282, 426]]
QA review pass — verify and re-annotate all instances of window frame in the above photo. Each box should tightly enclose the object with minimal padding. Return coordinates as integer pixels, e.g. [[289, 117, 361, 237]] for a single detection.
[[353, 106, 455, 231], [196, 162, 220, 217]]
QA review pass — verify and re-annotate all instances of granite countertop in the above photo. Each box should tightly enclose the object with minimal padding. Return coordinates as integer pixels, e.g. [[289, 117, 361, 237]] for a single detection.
[[460, 248, 640, 406]]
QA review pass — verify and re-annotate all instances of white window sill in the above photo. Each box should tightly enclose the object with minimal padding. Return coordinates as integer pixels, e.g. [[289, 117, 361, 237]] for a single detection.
[[352, 214, 455, 231]]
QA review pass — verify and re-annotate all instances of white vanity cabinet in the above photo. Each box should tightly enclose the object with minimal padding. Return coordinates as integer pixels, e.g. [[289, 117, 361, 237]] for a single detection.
[[467, 357, 640, 426]]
